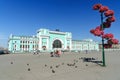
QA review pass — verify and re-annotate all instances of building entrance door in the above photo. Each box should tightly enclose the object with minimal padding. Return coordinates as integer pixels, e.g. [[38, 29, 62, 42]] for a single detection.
[[53, 40, 62, 48]]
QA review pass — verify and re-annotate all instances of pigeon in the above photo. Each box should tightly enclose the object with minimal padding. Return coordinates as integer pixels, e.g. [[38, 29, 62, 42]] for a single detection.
[[50, 66, 52, 69], [11, 62, 13, 64], [28, 68, 31, 71], [75, 66, 77, 68], [85, 64, 88, 66], [45, 64, 47, 67], [56, 65, 60, 68], [52, 69, 55, 73]]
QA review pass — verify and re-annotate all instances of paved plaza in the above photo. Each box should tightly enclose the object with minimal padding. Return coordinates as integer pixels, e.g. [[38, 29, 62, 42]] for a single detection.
[[0, 51, 120, 80]]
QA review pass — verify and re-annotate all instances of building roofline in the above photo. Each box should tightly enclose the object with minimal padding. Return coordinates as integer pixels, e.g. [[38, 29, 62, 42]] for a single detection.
[[49, 31, 66, 35]]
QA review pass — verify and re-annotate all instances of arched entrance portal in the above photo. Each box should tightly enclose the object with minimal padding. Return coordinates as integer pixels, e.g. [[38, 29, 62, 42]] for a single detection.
[[53, 39, 62, 48]]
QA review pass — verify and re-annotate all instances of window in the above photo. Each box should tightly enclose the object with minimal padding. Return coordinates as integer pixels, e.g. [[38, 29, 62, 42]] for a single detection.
[[28, 45, 29, 48], [20, 45, 22, 48]]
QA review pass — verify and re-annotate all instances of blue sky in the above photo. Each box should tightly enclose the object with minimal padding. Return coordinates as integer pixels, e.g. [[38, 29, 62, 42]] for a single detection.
[[0, 0, 120, 48]]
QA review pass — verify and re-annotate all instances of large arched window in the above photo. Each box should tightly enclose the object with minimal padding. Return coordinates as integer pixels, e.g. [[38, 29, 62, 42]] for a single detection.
[[53, 40, 62, 48]]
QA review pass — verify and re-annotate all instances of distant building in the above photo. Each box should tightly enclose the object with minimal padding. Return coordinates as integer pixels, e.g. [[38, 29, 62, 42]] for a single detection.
[[72, 39, 99, 51], [99, 43, 120, 51], [8, 28, 99, 53], [8, 34, 39, 53]]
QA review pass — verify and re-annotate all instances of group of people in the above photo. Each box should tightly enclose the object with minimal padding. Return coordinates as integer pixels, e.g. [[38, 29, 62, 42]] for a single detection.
[[33, 49, 62, 57], [50, 50, 62, 57]]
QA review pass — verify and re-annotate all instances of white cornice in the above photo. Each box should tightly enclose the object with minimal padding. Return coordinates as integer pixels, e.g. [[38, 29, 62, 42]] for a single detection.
[[40, 35, 50, 37], [49, 31, 66, 35]]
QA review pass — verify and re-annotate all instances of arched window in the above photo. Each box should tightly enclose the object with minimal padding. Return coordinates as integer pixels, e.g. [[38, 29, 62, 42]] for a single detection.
[[53, 40, 62, 48]]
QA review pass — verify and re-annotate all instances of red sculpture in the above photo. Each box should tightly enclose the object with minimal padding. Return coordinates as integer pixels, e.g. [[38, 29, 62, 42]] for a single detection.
[[90, 4, 119, 48]]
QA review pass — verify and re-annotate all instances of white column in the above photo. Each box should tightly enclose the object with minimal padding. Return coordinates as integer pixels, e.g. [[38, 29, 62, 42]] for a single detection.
[[70, 39, 72, 50], [64, 37, 67, 50], [39, 37, 42, 50], [47, 37, 49, 50]]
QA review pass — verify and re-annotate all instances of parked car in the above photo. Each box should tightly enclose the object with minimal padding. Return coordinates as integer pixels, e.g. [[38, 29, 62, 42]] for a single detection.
[[33, 50, 40, 54], [0, 50, 4, 55], [0, 50, 10, 55]]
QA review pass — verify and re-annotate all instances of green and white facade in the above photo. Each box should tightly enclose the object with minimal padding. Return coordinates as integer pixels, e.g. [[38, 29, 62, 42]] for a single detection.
[[72, 39, 99, 51], [8, 28, 99, 53]]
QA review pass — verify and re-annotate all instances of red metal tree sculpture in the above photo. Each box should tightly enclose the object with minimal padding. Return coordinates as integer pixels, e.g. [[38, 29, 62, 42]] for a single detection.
[[90, 4, 119, 66]]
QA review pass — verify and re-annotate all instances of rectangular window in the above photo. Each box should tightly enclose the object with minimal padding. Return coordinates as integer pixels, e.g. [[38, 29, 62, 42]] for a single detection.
[[28, 45, 29, 48], [20, 45, 22, 48]]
